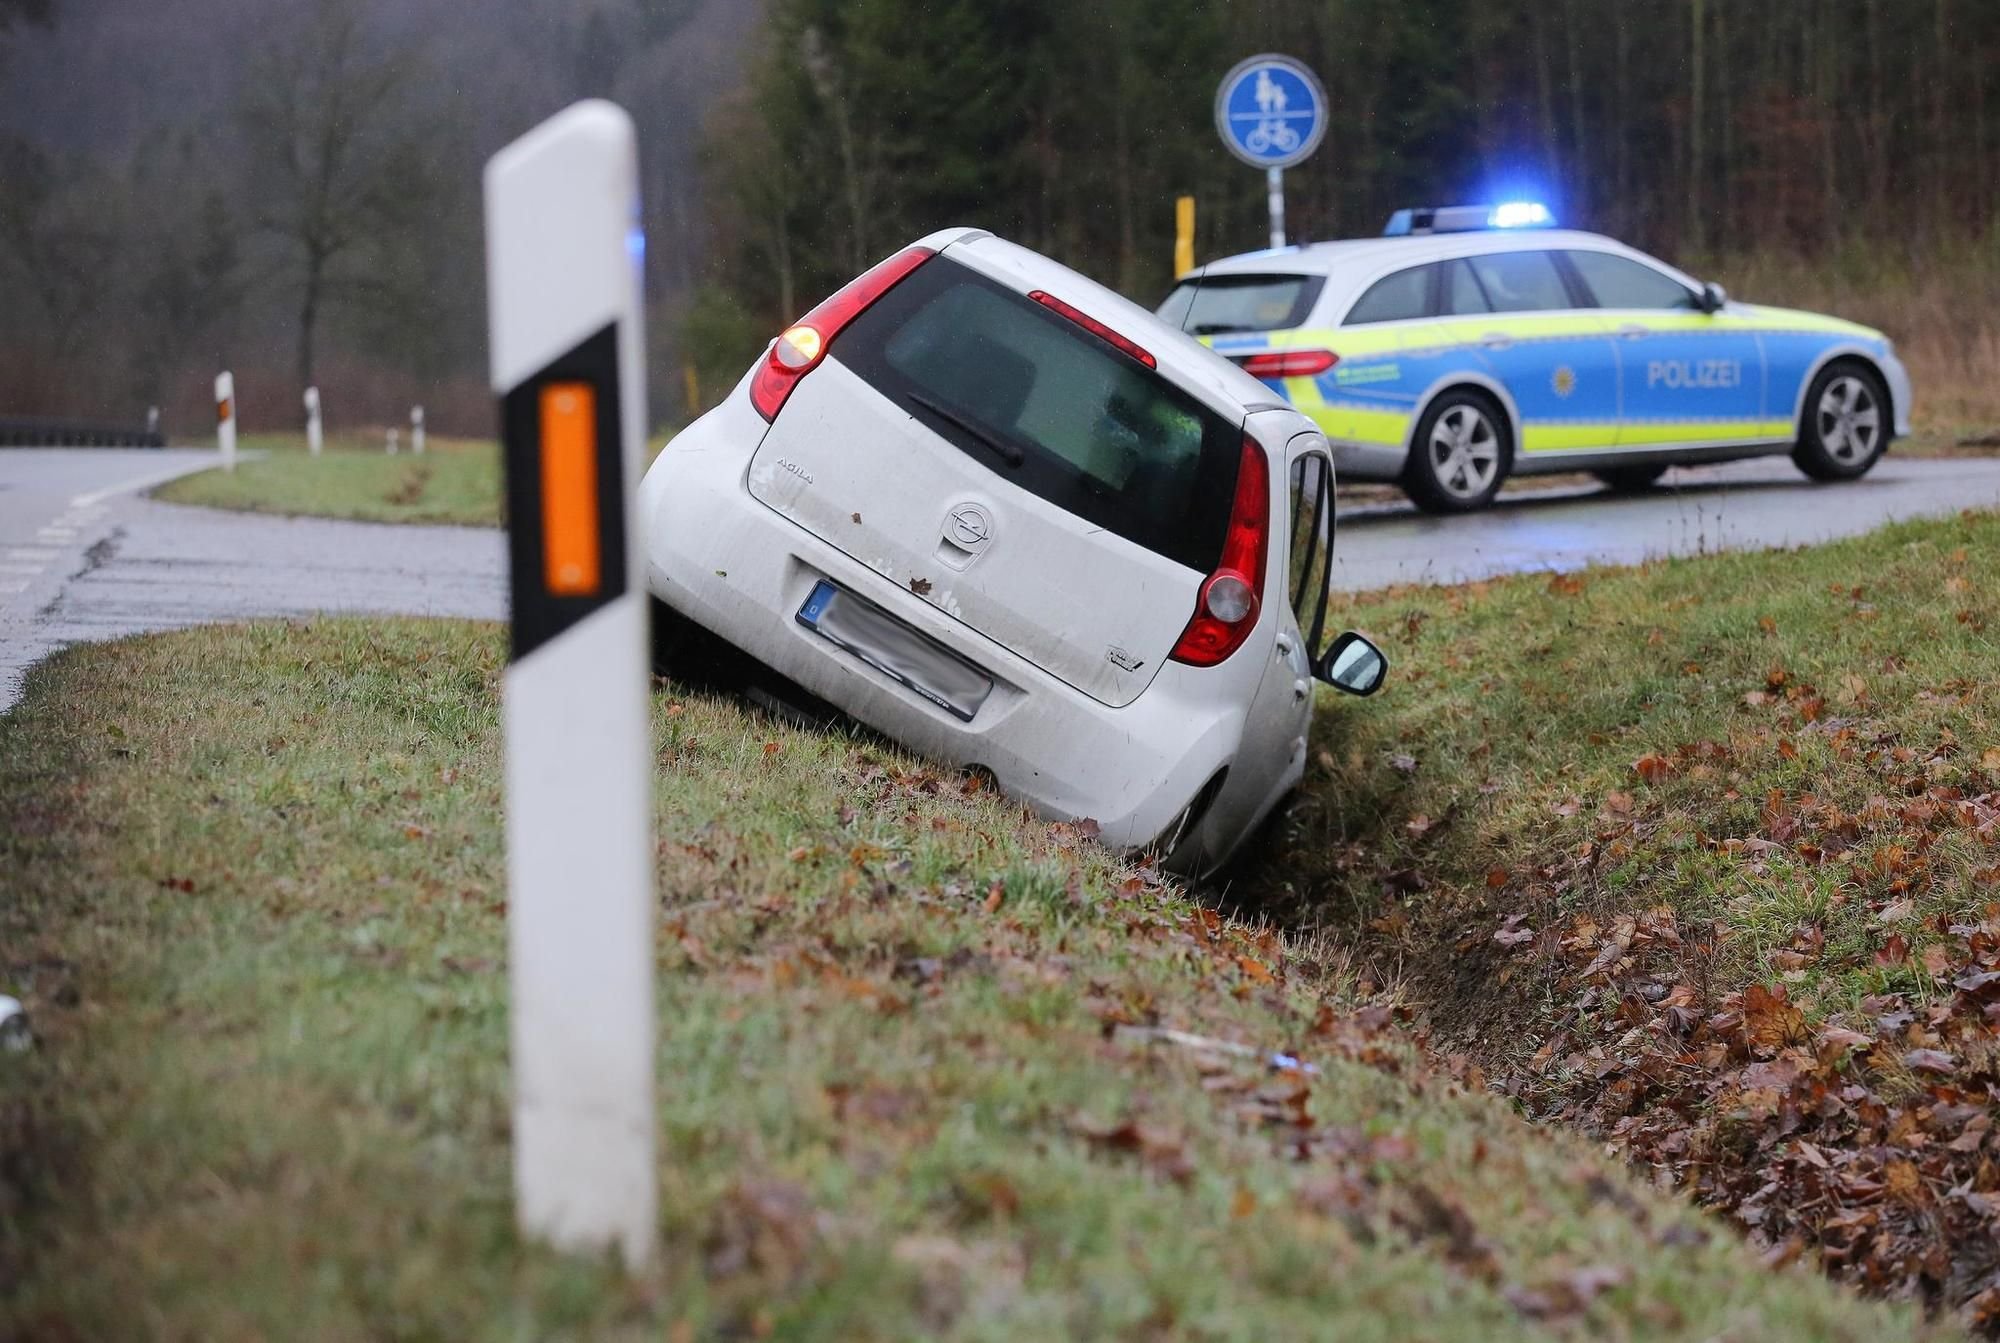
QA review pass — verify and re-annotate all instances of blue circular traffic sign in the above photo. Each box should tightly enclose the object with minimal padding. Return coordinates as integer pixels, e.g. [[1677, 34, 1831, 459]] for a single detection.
[[1214, 54, 1327, 170]]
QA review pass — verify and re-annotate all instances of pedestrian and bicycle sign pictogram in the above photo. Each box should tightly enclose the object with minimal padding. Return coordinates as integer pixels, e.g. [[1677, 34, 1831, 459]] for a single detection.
[[1214, 54, 1327, 171]]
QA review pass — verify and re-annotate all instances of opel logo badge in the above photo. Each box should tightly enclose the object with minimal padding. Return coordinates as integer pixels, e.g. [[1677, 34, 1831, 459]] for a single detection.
[[945, 502, 993, 550]]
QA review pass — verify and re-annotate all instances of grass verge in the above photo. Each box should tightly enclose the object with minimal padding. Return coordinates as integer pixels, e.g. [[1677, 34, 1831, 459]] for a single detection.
[[152, 432, 682, 528], [0, 618, 1932, 1340], [154, 434, 503, 527], [1244, 506, 2000, 1323]]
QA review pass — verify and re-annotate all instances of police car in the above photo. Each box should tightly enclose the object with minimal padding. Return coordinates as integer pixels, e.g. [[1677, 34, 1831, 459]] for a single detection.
[[640, 228, 1386, 876], [1159, 203, 1914, 512]]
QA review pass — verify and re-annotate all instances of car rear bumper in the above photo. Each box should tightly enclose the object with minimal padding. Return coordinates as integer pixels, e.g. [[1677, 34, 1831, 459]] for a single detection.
[[638, 388, 1253, 851]]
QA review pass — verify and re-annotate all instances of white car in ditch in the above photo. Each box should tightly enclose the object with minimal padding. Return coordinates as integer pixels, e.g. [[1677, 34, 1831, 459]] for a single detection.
[[639, 228, 1386, 876]]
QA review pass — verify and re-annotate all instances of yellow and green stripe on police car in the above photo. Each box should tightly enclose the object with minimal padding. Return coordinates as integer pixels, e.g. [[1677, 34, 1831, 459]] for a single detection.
[[1207, 305, 1886, 456]]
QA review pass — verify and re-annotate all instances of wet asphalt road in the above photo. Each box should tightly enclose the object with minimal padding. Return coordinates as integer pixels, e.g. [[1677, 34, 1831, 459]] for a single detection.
[[0, 449, 504, 712], [1329, 453, 2000, 591], [3, 447, 1997, 712]]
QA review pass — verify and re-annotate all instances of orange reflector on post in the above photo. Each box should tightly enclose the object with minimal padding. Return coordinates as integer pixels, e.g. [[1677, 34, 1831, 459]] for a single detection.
[[539, 382, 600, 596]]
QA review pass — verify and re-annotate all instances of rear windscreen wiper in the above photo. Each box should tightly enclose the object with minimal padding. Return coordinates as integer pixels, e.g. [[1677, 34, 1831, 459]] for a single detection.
[[906, 392, 1025, 467], [1190, 322, 1250, 336]]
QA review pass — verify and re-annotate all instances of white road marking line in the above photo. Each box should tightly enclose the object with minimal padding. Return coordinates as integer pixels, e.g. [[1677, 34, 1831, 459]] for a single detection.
[[70, 455, 222, 508], [0, 563, 44, 575], [7, 549, 57, 562], [0, 579, 29, 595], [37, 530, 75, 541]]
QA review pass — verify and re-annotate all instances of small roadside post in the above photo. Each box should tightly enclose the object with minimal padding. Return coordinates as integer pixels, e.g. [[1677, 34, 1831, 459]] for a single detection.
[[1174, 195, 1196, 278], [411, 405, 426, 455], [214, 370, 236, 470], [1213, 55, 1327, 248], [484, 99, 656, 1266], [386, 426, 400, 455], [304, 387, 323, 456]]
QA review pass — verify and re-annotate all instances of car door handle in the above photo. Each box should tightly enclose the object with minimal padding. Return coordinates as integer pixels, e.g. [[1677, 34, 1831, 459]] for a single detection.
[[1616, 323, 1648, 339], [1478, 332, 1513, 350]]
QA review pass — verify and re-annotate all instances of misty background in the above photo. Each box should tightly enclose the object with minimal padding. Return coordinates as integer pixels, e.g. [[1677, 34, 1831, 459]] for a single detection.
[[2, 0, 1995, 440]]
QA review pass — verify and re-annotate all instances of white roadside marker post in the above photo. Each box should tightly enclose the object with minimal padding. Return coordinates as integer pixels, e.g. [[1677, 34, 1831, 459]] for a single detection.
[[411, 404, 426, 455], [304, 387, 323, 456], [485, 99, 656, 1266], [214, 370, 236, 470], [387, 427, 400, 455]]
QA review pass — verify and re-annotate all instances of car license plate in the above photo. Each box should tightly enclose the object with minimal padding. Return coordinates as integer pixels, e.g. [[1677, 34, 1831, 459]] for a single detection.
[[797, 580, 994, 722]]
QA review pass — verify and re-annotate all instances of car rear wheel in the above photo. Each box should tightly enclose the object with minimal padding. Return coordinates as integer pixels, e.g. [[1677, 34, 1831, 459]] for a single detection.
[[1793, 362, 1889, 481], [1593, 463, 1669, 492], [1404, 390, 1509, 513]]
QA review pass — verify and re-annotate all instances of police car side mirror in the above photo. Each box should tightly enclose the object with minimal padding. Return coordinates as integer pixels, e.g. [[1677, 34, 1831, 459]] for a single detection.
[[1699, 281, 1728, 314], [1314, 631, 1388, 696]]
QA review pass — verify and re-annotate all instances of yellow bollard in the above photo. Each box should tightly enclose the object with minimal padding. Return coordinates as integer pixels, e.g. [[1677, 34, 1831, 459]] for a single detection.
[[1174, 196, 1195, 279]]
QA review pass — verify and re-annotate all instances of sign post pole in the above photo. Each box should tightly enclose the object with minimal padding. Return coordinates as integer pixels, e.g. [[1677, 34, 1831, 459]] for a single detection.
[[1266, 167, 1285, 248], [484, 99, 656, 1267], [214, 370, 236, 471]]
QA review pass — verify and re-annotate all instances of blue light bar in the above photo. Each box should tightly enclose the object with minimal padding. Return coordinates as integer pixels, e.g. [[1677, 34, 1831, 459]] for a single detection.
[[1381, 202, 1557, 236], [1488, 201, 1554, 229]]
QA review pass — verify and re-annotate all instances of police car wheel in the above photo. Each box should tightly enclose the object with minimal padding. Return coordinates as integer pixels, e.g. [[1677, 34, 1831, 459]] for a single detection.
[[1592, 463, 1669, 492], [1405, 390, 1509, 513], [1794, 362, 1889, 481]]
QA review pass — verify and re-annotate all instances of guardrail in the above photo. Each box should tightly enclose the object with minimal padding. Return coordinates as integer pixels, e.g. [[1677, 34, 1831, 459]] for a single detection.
[[0, 417, 166, 448]]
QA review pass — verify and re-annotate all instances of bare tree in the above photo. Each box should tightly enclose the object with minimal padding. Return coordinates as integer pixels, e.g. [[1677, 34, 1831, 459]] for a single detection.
[[798, 24, 877, 276], [236, 0, 439, 393]]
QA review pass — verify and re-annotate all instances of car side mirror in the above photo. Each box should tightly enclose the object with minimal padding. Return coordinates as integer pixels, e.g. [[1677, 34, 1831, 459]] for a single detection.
[[1314, 631, 1388, 696], [1699, 281, 1727, 314]]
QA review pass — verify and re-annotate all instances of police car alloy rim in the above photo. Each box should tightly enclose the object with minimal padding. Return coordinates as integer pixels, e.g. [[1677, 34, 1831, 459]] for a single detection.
[[1428, 404, 1501, 497], [1816, 375, 1882, 463]]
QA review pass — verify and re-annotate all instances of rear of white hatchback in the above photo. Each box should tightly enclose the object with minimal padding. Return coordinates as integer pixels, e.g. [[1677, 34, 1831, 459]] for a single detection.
[[639, 227, 1382, 874]]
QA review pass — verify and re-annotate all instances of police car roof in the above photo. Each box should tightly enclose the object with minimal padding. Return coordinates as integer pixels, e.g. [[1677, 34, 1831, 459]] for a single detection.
[[1185, 229, 1636, 281]]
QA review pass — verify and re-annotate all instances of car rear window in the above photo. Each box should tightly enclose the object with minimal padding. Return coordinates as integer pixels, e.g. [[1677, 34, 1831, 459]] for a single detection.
[[1155, 272, 1325, 336], [836, 257, 1242, 574]]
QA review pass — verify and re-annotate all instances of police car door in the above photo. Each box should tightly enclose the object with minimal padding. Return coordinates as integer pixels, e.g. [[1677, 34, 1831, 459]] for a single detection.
[[1443, 250, 1622, 455], [1562, 249, 1765, 450]]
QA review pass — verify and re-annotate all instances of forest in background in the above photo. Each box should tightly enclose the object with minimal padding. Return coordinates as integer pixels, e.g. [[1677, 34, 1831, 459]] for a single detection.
[[2, 0, 1996, 438], [690, 0, 2000, 430]]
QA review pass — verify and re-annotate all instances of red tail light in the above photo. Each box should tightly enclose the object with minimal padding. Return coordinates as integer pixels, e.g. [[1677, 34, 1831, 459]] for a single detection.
[[1027, 290, 1157, 368], [1236, 349, 1339, 378], [749, 246, 935, 421], [1169, 436, 1270, 667]]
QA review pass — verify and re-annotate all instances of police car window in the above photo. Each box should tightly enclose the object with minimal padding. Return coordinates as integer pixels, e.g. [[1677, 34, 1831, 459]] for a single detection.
[[1463, 251, 1570, 313], [1444, 259, 1491, 315], [1343, 264, 1435, 325], [837, 258, 1241, 574], [1565, 251, 1699, 310], [1156, 273, 1325, 335]]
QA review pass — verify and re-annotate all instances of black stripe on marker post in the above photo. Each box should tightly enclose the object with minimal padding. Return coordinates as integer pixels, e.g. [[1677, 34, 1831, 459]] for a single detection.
[[502, 323, 628, 661]]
